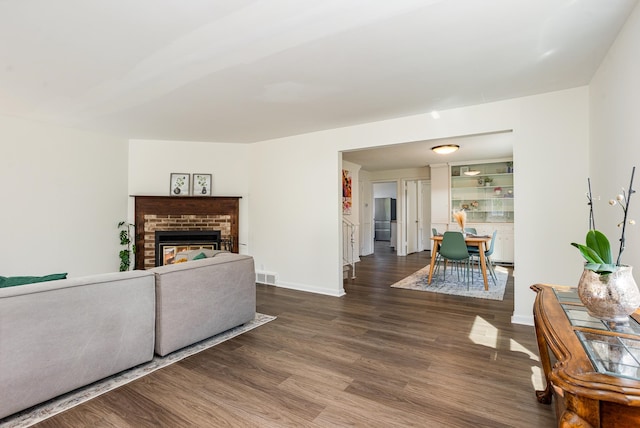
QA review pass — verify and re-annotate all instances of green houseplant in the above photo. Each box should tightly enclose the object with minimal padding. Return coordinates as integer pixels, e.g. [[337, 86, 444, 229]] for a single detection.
[[571, 167, 638, 323], [571, 229, 616, 274], [118, 221, 135, 271]]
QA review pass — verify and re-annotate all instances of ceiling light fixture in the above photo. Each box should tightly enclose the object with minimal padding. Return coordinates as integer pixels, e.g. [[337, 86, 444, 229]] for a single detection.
[[431, 144, 459, 155], [464, 170, 481, 176]]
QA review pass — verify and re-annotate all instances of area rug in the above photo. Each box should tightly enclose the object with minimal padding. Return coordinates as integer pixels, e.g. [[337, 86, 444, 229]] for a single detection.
[[391, 264, 508, 300], [0, 313, 276, 428]]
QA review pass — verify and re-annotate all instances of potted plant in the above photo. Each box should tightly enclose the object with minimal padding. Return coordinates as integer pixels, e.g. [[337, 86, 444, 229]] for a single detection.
[[118, 221, 136, 271], [571, 167, 638, 323]]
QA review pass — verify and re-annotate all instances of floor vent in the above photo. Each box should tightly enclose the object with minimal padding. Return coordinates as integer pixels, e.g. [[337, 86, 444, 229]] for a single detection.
[[256, 271, 277, 285]]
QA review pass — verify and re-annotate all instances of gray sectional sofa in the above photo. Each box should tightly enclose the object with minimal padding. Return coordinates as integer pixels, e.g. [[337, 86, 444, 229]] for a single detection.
[[152, 253, 256, 356], [0, 252, 255, 420]]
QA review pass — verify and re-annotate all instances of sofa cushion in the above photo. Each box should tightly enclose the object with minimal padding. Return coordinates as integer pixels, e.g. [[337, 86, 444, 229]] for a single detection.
[[171, 249, 228, 264], [0, 273, 67, 288], [192, 252, 207, 260]]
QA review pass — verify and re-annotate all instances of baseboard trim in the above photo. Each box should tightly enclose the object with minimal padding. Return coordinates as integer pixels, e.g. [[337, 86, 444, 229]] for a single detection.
[[511, 314, 534, 326], [265, 281, 346, 297]]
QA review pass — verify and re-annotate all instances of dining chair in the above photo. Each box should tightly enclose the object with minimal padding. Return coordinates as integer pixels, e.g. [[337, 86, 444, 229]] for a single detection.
[[432, 228, 443, 276], [483, 230, 499, 284], [464, 227, 480, 255], [438, 231, 473, 287], [471, 230, 498, 284]]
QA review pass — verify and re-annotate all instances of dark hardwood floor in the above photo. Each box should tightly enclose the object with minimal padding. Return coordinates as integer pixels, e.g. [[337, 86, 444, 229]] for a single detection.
[[34, 243, 555, 427]]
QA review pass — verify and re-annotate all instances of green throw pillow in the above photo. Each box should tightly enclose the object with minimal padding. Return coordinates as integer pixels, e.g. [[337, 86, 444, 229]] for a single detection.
[[193, 252, 207, 260], [0, 273, 68, 288]]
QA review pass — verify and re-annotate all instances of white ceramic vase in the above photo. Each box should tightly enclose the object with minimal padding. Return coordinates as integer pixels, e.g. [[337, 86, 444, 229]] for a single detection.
[[577, 266, 640, 324]]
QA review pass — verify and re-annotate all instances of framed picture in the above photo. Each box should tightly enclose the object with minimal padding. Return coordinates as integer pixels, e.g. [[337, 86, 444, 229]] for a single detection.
[[170, 173, 190, 196], [342, 169, 352, 214], [192, 173, 212, 196], [460, 166, 469, 175]]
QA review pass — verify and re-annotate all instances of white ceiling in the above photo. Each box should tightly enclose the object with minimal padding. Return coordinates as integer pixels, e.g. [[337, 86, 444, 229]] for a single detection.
[[0, 0, 636, 157]]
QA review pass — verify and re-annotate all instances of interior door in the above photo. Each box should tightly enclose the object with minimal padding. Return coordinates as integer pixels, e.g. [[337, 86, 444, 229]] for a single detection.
[[405, 181, 419, 254], [420, 180, 431, 252]]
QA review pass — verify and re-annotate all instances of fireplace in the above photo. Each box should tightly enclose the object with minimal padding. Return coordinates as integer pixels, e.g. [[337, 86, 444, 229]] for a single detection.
[[155, 230, 221, 266], [134, 196, 241, 270]]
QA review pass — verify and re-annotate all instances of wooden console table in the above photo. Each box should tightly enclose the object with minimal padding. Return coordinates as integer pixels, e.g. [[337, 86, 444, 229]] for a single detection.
[[532, 284, 640, 427]]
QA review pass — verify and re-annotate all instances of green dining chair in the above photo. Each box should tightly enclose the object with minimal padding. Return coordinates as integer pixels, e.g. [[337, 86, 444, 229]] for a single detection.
[[438, 231, 473, 287], [471, 230, 498, 285], [432, 228, 443, 276], [483, 230, 499, 284], [464, 227, 480, 255]]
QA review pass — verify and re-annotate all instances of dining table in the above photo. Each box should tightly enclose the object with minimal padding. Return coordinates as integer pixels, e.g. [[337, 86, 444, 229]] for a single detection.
[[428, 233, 493, 290]]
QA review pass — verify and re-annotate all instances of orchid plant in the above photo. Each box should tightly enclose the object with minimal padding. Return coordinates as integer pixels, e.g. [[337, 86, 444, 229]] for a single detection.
[[571, 167, 636, 274]]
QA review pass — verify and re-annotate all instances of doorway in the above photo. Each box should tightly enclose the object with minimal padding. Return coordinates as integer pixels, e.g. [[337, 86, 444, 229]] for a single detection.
[[404, 180, 431, 255], [373, 182, 397, 253]]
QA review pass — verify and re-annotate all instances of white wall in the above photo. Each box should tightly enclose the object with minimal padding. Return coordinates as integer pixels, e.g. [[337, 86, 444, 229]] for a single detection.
[[589, 4, 640, 275], [369, 167, 430, 183], [512, 89, 589, 323], [249, 137, 345, 296], [359, 169, 374, 256], [373, 182, 397, 198], [0, 115, 128, 276], [248, 88, 589, 320], [128, 139, 251, 253]]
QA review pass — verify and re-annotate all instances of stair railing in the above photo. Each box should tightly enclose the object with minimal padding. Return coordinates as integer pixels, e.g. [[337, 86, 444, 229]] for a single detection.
[[342, 218, 358, 279]]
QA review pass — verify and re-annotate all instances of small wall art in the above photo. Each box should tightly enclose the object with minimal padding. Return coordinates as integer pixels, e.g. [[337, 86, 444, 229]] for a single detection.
[[170, 173, 190, 196], [342, 169, 352, 215], [192, 173, 212, 196]]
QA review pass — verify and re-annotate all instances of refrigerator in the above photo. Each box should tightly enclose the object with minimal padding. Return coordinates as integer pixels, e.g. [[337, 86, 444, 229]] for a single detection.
[[374, 198, 396, 241]]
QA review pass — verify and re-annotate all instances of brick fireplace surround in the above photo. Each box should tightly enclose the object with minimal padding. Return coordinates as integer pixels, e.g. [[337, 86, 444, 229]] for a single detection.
[[133, 196, 241, 270]]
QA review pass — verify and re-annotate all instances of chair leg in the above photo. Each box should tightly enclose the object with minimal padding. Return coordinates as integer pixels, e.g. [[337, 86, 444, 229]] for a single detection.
[[433, 254, 442, 277], [487, 257, 497, 284], [466, 260, 470, 290]]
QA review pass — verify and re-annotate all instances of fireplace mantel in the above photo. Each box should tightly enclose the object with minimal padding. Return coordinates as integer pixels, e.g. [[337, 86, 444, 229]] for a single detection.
[[133, 196, 241, 270]]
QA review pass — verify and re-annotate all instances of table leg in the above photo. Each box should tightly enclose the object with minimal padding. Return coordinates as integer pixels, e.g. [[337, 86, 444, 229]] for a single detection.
[[533, 313, 554, 404], [427, 241, 439, 284], [478, 242, 489, 291]]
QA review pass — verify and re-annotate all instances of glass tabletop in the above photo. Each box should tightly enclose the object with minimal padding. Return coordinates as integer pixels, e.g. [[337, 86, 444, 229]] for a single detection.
[[577, 331, 640, 379], [553, 287, 640, 380]]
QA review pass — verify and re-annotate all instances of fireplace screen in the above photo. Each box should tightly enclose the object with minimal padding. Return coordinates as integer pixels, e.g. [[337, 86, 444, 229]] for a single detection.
[[161, 244, 217, 265], [155, 230, 221, 266]]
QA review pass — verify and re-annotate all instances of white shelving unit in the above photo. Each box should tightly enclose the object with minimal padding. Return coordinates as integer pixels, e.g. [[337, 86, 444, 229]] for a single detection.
[[451, 161, 514, 223], [450, 160, 514, 263]]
